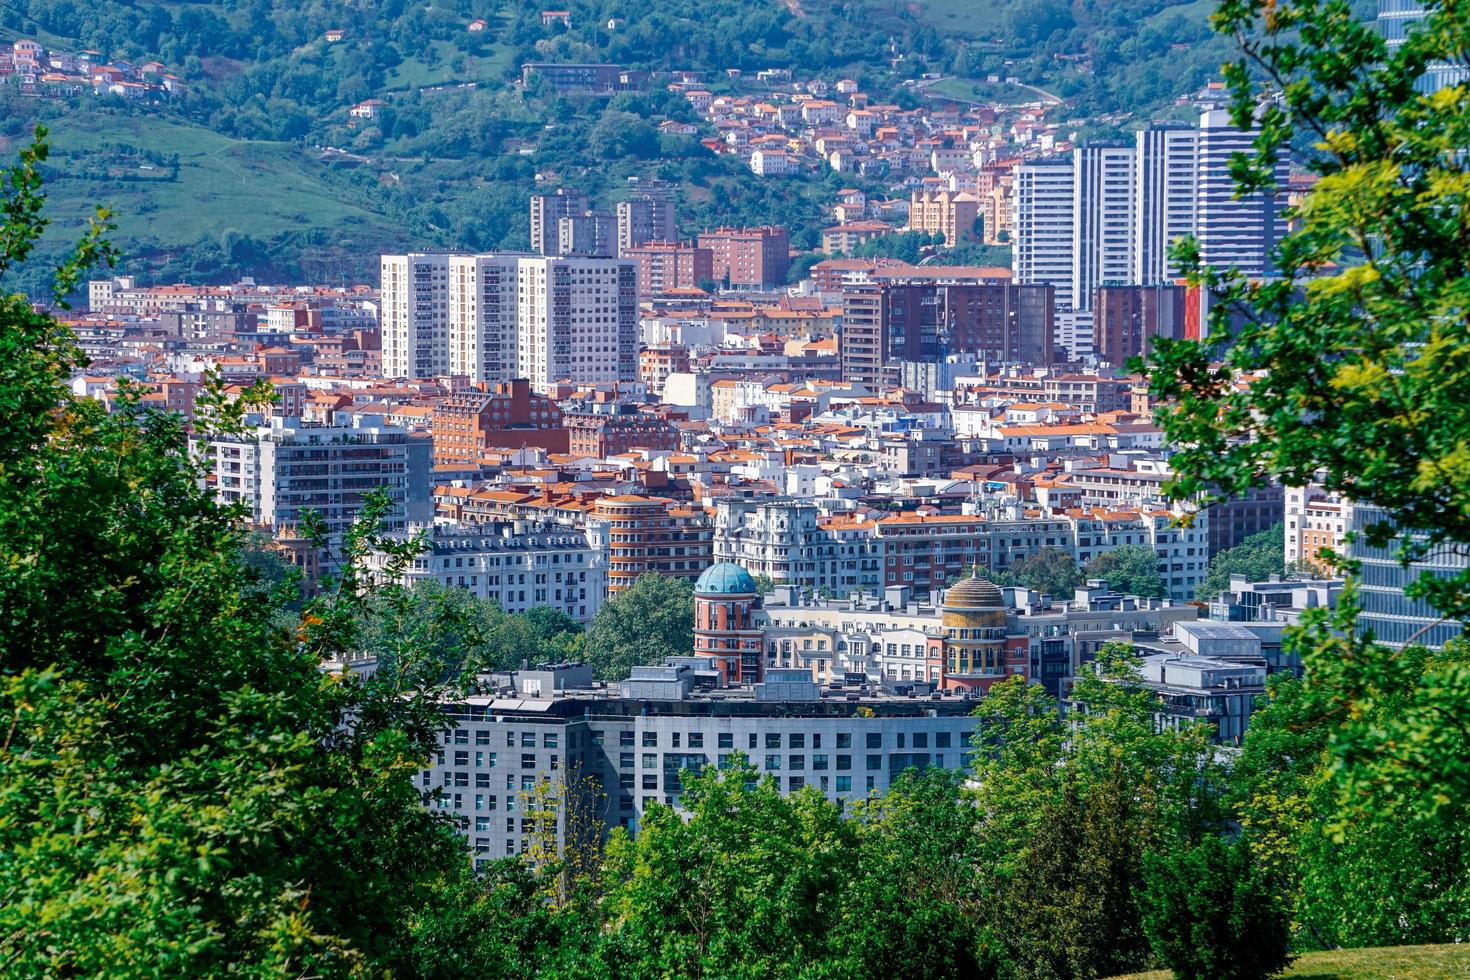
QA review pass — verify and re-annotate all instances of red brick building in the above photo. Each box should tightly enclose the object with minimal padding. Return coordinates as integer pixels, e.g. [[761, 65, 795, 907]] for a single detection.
[[430, 378, 566, 463], [623, 241, 714, 296], [563, 411, 681, 457], [697, 225, 791, 288]]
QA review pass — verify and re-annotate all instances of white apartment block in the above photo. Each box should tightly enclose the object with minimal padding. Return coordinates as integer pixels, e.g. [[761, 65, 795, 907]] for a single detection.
[[448, 254, 518, 385], [381, 254, 450, 380], [1133, 125, 1199, 284], [712, 498, 885, 594], [366, 521, 608, 623], [1012, 159, 1077, 310], [515, 256, 638, 393], [1072, 143, 1136, 310]]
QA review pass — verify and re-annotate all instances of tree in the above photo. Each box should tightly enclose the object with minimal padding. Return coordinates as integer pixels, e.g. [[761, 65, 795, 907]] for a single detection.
[[994, 547, 1083, 598], [1141, 836, 1293, 980], [0, 128, 489, 975], [1139, 0, 1470, 949], [1196, 523, 1286, 600], [582, 573, 694, 680], [1083, 544, 1166, 598]]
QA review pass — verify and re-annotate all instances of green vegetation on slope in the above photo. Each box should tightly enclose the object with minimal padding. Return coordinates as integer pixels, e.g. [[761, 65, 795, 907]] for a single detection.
[[1110, 942, 1470, 980]]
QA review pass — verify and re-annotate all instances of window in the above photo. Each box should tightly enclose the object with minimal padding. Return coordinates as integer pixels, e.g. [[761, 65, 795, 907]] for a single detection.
[[718, 753, 731, 768], [642, 753, 657, 769], [837, 754, 852, 771], [866, 732, 882, 749], [643, 732, 658, 747], [788, 734, 805, 749], [453, 729, 468, 745], [520, 732, 535, 748], [688, 732, 704, 749], [521, 754, 535, 770], [475, 773, 490, 788], [454, 750, 469, 766], [866, 754, 882, 771], [619, 773, 634, 790], [812, 733, 822, 749], [475, 731, 490, 746], [718, 733, 733, 749], [788, 776, 804, 791], [620, 752, 634, 769], [936, 731, 952, 748], [748, 733, 758, 749], [642, 774, 658, 790], [813, 754, 829, 771], [765, 733, 781, 749], [836, 776, 852, 793], [543, 733, 558, 749], [765, 754, 782, 771], [619, 730, 635, 747], [837, 733, 852, 749]]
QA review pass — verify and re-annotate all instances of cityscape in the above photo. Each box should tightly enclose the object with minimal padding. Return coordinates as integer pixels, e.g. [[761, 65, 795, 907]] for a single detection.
[[0, 0, 1467, 977]]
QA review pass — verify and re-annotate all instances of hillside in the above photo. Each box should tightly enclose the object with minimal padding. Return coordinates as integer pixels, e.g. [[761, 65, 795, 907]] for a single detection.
[[1109, 942, 1470, 979], [0, 0, 1237, 288]]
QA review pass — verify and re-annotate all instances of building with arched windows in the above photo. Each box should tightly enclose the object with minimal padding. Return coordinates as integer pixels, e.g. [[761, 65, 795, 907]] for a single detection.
[[694, 562, 765, 684], [941, 574, 1016, 693]]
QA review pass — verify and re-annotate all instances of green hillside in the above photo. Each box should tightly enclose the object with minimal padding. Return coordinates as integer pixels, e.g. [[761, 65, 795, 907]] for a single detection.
[[1110, 942, 1470, 980], [0, 0, 1238, 288]]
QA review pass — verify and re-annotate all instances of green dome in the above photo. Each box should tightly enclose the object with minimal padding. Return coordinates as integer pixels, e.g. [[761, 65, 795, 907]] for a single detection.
[[695, 562, 758, 596]]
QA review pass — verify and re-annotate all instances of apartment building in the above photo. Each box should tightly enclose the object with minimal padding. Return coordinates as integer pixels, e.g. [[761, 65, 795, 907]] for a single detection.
[[380, 253, 450, 379], [623, 241, 713, 296], [1133, 124, 1198, 284], [697, 226, 791, 288], [1011, 158, 1077, 310], [1196, 110, 1289, 278], [556, 210, 615, 258], [1092, 284, 1188, 366], [712, 498, 885, 594], [529, 188, 590, 255], [905, 188, 980, 245], [429, 379, 566, 463], [563, 411, 681, 457], [515, 256, 638, 392], [592, 495, 713, 592], [365, 521, 606, 622], [1072, 143, 1136, 309], [447, 254, 517, 384], [1284, 484, 1347, 572], [616, 187, 678, 255]]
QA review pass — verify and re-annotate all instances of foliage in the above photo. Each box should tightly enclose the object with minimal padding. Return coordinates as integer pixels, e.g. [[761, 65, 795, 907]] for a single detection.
[[0, 128, 496, 976], [1141, 835, 1293, 980], [1197, 523, 1286, 600], [968, 645, 1227, 978], [582, 572, 694, 680], [992, 546, 1083, 598], [1083, 544, 1167, 598]]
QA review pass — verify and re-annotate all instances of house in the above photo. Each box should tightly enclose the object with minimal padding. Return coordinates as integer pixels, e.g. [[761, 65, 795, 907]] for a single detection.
[[324, 29, 345, 43], [467, 18, 489, 31], [750, 149, 798, 177], [658, 120, 698, 136], [350, 98, 387, 120], [540, 10, 571, 27]]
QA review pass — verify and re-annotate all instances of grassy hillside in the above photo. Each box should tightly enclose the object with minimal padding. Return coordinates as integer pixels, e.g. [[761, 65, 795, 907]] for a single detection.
[[1110, 943, 1470, 980]]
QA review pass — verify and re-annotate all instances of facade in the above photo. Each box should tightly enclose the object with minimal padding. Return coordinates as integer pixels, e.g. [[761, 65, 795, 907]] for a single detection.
[[515, 256, 639, 392], [563, 411, 681, 457], [206, 413, 427, 548], [1011, 159, 1077, 310], [616, 190, 679, 256], [940, 575, 1018, 692], [380, 253, 450, 379], [556, 210, 615, 258], [1071, 143, 1136, 311], [420, 664, 983, 859], [1195, 109, 1289, 278], [592, 496, 714, 592], [367, 521, 606, 622], [697, 226, 791, 288], [821, 220, 894, 255], [713, 498, 885, 594], [1347, 503, 1466, 648], [447, 254, 518, 385], [529, 189, 590, 255], [623, 242, 714, 296], [1377, 0, 1469, 93], [1133, 124, 1199, 284], [1092, 284, 1187, 366], [429, 380, 566, 464], [1284, 484, 1347, 572], [906, 189, 979, 245], [693, 563, 765, 683]]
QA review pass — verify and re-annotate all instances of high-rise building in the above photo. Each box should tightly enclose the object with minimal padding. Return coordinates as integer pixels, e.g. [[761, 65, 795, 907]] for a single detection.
[[529, 188, 590, 255], [1093, 283, 1188, 366], [1347, 503, 1466, 648], [1072, 143, 1137, 309], [697, 226, 791, 288], [616, 187, 678, 255], [1011, 159, 1077, 310], [515, 256, 638, 392], [1133, 124, 1199, 284], [556, 210, 615, 258], [380, 253, 450, 379], [447, 254, 518, 385], [1196, 109, 1289, 278], [1377, 0, 1469, 93]]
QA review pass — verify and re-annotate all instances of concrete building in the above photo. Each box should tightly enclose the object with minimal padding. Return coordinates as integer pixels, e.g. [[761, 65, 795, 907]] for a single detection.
[[1284, 484, 1347, 572], [447, 254, 518, 385], [623, 242, 713, 296], [529, 189, 590, 256], [366, 521, 606, 622], [1377, 0, 1469, 93], [1196, 109, 1289, 278], [1011, 158, 1077, 310], [941, 574, 1019, 693], [515, 256, 638, 392], [1093, 284, 1188, 366], [616, 187, 678, 255], [1133, 124, 1199, 284], [381, 253, 450, 379], [1347, 503, 1466, 649], [592, 496, 713, 592], [1071, 143, 1136, 311], [713, 498, 885, 595], [429, 379, 566, 463], [555, 210, 615, 258]]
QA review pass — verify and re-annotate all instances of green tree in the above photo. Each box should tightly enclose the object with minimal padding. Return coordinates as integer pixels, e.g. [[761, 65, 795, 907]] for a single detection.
[[1141, 835, 1293, 980], [0, 128, 491, 976], [1196, 523, 1287, 600], [1083, 544, 1166, 598], [994, 546, 1083, 598], [582, 572, 694, 680], [1139, 0, 1470, 948]]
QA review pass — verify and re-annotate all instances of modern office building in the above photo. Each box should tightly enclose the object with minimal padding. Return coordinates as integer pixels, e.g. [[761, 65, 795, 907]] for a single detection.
[[1195, 109, 1289, 278], [1377, 0, 1469, 93], [1347, 503, 1466, 649], [1071, 143, 1137, 309], [1132, 124, 1199, 285]]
